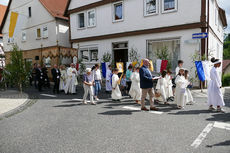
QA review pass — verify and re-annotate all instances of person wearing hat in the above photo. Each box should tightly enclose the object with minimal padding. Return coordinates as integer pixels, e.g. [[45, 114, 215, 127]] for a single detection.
[[208, 57, 225, 112], [82, 68, 96, 105], [175, 68, 187, 109]]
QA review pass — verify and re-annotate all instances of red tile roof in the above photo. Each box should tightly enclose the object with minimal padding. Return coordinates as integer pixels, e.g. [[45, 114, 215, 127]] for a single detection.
[[0, 4, 7, 37], [223, 60, 230, 71], [39, 0, 68, 20]]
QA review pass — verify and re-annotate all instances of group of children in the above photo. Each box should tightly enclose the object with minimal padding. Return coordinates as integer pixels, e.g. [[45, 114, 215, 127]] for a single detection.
[[82, 58, 225, 112]]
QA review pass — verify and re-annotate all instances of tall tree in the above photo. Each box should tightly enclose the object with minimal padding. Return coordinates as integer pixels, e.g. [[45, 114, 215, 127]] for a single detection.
[[223, 34, 230, 59], [4, 45, 31, 92]]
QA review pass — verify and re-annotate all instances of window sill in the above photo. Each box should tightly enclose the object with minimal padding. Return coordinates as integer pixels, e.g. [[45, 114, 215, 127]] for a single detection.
[[36, 37, 41, 40], [87, 25, 96, 28], [144, 13, 158, 17], [77, 27, 86, 30], [162, 9, 177, 14], [112, 19, 124, 23]]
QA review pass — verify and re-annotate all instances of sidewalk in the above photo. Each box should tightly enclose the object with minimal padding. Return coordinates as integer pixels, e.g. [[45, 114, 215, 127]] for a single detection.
[[0, 90, 28, 117], [191, 87, 230, 99]]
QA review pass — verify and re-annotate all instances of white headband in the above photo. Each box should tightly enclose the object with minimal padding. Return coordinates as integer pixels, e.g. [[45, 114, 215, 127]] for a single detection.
[[213, 60, 221, 65]]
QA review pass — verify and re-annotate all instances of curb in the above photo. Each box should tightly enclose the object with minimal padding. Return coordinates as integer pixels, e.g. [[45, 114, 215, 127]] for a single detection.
[[0, 94, 37, 120]]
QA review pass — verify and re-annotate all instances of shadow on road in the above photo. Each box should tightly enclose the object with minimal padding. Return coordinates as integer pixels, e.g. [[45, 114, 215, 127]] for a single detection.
[[206, 113, 230, 122], [168, 109, 218, 115], [98, 110, 139, 115], [206, 140, 230, 148]]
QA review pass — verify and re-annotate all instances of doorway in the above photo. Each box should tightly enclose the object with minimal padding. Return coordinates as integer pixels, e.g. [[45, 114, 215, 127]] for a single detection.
[[112, 42, 128, 71]]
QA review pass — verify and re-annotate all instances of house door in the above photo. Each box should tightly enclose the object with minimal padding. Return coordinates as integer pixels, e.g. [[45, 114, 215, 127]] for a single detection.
[[113, 42, 128, 71]]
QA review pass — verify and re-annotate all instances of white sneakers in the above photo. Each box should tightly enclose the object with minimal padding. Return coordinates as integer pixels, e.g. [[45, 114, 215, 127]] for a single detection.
[[82, 101, 96, 105]]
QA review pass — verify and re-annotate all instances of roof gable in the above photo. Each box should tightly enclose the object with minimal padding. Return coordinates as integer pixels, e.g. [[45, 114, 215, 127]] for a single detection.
[[39, 0, 68, 20]]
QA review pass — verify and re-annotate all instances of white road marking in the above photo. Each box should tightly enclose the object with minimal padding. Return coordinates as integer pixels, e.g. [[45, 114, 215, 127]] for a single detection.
[[40, 94, 57, 98], [213, 122, 230, 131], [191, 123, 214, 148], [122, 106, 163, 114]]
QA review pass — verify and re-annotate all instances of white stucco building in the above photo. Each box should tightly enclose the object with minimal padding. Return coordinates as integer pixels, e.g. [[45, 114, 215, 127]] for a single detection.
[[0, 0, 77, 67], [65, 0, 227, 80]]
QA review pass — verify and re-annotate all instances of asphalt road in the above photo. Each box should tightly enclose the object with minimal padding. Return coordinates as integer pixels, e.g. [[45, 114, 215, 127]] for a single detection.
[[0, 86, 229, 153]]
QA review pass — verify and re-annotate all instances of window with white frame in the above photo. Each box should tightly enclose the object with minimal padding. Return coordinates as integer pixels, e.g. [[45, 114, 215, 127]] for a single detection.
[[22, 31, 26, 42], [147, 39, 180, 72], [36, 28, 41, 39], [113, 1, 123, 22], [78, 13, 85, 28], [162, 0, 177, 13], [144, 0, 158, 16], [43, 27, 48, 38], [80, 47, 98, 62], [87, 9, 96, 27]]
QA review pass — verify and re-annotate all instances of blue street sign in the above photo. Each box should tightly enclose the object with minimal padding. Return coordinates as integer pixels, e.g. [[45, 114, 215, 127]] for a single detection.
[[192, 33, 208, 39]]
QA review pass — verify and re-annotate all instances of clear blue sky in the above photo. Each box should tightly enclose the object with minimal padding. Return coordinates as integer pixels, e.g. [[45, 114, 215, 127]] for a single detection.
[[0, 0, 229, 33]]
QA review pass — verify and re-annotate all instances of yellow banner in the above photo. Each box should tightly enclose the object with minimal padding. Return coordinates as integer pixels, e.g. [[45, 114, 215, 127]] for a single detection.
[[9, 12, 19, 38]]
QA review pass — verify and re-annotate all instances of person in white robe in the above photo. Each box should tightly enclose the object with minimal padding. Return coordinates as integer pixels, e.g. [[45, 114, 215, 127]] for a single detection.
[[184, 70, 194, 105], [106, 65, 112, 93], [159, 70, 170, 105], [59, 65, 67, 91], [208, 58, 225, 112], [165, 69, 174, 101], [111, 68, 122, 101], [175, 68, 187, 109], [65, 63, 78, 94], [129, 67, 141, 104]]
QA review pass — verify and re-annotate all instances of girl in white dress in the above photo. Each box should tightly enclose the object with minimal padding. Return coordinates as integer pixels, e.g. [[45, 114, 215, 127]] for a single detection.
[[184, 70, 194, 105], [165, 69, 174, 101], [208, 58, 225, 112], [175, 68, 187, 109], [160, 70, 170, 105], [112, 68, 122, 101], [129, 67, 142, 104]]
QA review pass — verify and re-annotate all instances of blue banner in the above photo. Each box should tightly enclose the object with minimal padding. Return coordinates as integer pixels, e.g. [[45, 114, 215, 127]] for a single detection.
[[195, 61, 205, 82]]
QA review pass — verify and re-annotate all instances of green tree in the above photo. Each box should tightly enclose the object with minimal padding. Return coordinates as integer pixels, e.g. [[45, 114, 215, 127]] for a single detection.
[[4, 45, 31, 92], [223, 33, 230, 59]]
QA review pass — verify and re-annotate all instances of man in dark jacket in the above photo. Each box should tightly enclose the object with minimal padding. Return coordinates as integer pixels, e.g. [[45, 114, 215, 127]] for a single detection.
[[51, 64, 61, 94], [36, 64, 44, 92], [139, 59, 159, 111]]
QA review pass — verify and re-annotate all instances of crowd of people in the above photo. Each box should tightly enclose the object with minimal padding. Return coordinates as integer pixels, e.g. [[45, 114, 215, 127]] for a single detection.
[[30, 57, 225, 112]]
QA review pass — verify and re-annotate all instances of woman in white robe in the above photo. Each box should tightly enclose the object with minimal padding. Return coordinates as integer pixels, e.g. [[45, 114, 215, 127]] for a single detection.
[[208, 58, 225, 112], [184, 70, 194, 105], [165, 70, 173, 100], [175, 68, 187, 109], [111, 68, 122, 101], [59, 65, 67, 91], [106, 65, 112, 92], [129, 67, 141, 104]]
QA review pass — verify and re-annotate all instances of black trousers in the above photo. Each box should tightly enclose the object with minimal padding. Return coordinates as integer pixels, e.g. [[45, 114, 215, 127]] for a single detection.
[[53, 79, 60, 93], [38, 80, 44, 92], [126, 81, 132, 93]]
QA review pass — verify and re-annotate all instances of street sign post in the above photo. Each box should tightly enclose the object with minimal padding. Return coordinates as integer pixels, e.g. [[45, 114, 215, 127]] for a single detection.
[[192, 32, 208, 93], [192, 32, 208, 39]]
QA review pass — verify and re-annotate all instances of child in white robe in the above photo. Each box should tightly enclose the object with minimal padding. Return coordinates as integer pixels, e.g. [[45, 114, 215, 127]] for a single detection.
[[112, 68, 122, 101], [165, 69, 174, 101], [59, 65, 67, 91], [208, 58, 225, 112], [175, 68, 187, 109], [158, 70, 169, 105], [184, 70, 194, 105], [129, 67, 141, 104]]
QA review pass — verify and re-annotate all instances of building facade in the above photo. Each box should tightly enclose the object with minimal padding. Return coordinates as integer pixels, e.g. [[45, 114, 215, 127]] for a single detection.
[[0, 0, 77, 68], [0, 4, 7, 47], [66, 0, 227, 83]]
